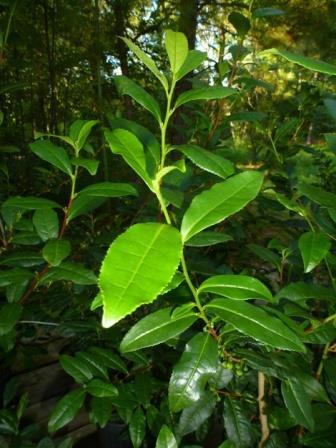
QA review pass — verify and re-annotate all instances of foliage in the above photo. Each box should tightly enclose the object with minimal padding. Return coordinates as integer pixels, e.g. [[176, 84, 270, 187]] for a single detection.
[[1, 1, 336, 447]]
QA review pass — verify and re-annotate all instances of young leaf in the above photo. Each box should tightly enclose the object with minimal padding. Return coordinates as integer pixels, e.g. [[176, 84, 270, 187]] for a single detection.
[[71, 158, 99, 175], [86, 379, 118, 398], [68, 181, 137, 221], [174, 86, 237, 109], [59, 355, 93, 384], [105, 129, 153, 189], [48, 389, 86, 433], [181, 171, 264, 242], [176, 49, 207, 81], [156, 425, 177, 448], [121, 37, 168, 91], [224, 398, 254, 448], [99, 223, 182, 327], [114, 76, 161, 122], [206, 298, 305, 351], [178, 144, 235, 179], [281, 378, 315, 432], [0, 303, 22, 335], [168, 333, 218, 412], [198, 275, 273, 301], [33, 209, 59, 241], [129, 408, 146, 448], [261, 48, 336, 75], [30, 140, 73, 176], [69, 120, 98, 153], [186, 231, 233, 247], [298, 232, 331, 273], [42, 239, 71, 266], [177, 392, 216, 437], [120, 307, 198, 353], [165, 30, 188, 74]]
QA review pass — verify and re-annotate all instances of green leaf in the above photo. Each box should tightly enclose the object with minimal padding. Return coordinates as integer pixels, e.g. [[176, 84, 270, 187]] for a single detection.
[[276, 282, 335, 304], [86, 379, 118, 398], [30, 140, 73, 175], [68, 181, 137, 221], [48, 389, 86, 433], [108, 117, 160, 167], [298, 183, 336, 208], [88, 347, 128, 374], [168, 333, 218, 412], [0, 303, 22, 335], [206, 298, 305, 351], [121, 37, 168, 91], [186, 231, 233, 247], [0, 268, 33, 287], [178, 392, 216, 437], [59, 355, 93, 384], [228, 12, 250, 37], [174, 86, 237, 109], [71, 158, 99, 175], [252, 7, 285, 18], [156, 425, 177, 448], [99, 223, 182, 328], [261, 48, 336, 75], [75, 351, 108, 379], [165, 30, 188, 74], [176, 49, 207, 80], [224, 398, 253, 448], [90, 396, 113, 428], [42, 239, 71, 266], [33, 209, 59, 241], [129, 408, 146, 448], [69, 120, 98, 153], [198, 275, 273, 301], [105, 129, 153, 189], [298, 232, 331, 273], [2, 196, 60, 211], [114, 75, 161, 122], [120, 307, 198, 353], [181, 171, 264, 242], [178, 144, 234, 179], [41, 262, 97, 285], [247, 243, 281, 270], [281, 378, 314, 432]]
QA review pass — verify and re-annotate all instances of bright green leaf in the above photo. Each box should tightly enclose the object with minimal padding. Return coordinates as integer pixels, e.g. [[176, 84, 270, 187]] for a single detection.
[[174, 86, 237, 109], [99, 223, 182, 327], [71, 158, 99, 175], [176, 49, 207, 80], [69, 120, 98, 153], [181, 171, 264, 242], [165, 30, 188, 74], [198, 275, 273, 301], [156, 425, 177, 448]]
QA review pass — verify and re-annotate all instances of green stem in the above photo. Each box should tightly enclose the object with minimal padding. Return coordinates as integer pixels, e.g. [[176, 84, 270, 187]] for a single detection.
[[160, 77, 176, 170], [180, 252, 211, 327], [316, 342, 331, 380]]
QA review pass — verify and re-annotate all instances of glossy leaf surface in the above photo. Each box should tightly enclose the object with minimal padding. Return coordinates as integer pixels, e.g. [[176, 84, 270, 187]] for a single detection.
[[198, 275, 273, 301], [178, 144, 234, 178], [298, 232, 331, 273], [42, 239, 71, 266], [30, 140, 73, 175], [156, 425, 177, 448], [120, 307, 198, 352], [181, 171, 264, 241], [168, 333, 218, 412], [224, 398, 253, 448], [99, 223, 182, 327], [33, 209, 59, 241], [48, 389, 86, 433], [206, 298, 305, 351], [281, 379, 315, 432]]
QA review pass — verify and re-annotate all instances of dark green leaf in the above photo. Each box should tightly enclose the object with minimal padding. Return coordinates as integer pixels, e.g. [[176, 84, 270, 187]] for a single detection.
[[156, 425, 177, 448], [224, 398, 253, 448], [33, 209, 59, 241], [41, 262, 97, 285], [178, 392, 216, 437], [30, 140, 72, 175], [120, 307, 198, 352], [168, 333, 218, 412], [90, 396, 113, 428], [71, 158, 99, 175], [129, 408, 146, 448], [86, 379, 118, 398], [42, 239, 71, 266], [0, 304, 22, 335], [186, 231, 233, 247], [298, 232, 331, 273], [59, 355, 93, 384], [69, 120, 98, 152], [281, 378, 314, 432], [48, 389, 86, 433], [175, 87, 237, 109], [206, 298, 305, 351], [176, 50, 207, 80]]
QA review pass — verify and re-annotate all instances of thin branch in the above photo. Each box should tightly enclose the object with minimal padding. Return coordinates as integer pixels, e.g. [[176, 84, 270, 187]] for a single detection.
[[258, 372, 270, 448]]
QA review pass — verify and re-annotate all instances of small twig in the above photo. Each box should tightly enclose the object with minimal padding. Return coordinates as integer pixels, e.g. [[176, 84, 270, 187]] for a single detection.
[[19, 320, 59, 326], [258, 372, 270, 448]]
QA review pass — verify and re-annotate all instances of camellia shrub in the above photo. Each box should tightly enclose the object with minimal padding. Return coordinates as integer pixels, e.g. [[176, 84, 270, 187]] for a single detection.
[[1, 28, 336, 448]]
